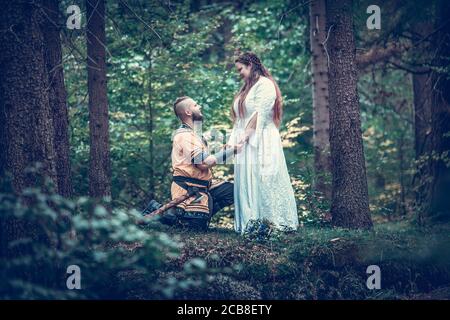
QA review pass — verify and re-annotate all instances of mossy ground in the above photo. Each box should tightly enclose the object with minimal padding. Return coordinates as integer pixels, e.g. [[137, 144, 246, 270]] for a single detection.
[[133, 218, 450, 300]]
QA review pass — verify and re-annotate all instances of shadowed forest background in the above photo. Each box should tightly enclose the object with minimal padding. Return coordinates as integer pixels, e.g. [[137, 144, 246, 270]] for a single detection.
[[0, 0, 449, 299]]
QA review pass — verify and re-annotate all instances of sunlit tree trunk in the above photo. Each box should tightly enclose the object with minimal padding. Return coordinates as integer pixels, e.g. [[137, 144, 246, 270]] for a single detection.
[[309, 0, 331, 201]]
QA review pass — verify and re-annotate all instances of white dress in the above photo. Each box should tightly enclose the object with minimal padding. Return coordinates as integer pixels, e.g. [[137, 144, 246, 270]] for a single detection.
[[228, 76, 299, 234]]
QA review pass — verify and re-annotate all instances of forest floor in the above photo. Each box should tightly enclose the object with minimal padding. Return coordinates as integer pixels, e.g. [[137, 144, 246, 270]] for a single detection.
[[132, 217, 450, 300]]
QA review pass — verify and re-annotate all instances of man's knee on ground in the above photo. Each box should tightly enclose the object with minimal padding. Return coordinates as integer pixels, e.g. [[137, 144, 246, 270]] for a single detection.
[[159, 207, 210, 231], [179, 211, 210, 230]]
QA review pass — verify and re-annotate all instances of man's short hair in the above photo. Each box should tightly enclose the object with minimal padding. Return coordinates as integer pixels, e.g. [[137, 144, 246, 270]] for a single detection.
[[173, 96, 191, 118]]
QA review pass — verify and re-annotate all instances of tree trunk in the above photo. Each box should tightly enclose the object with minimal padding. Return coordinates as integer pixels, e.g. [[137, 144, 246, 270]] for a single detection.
[[413, 71, 433, 160], [146, 57, 155, 199], [86, 0, 111, 198], [412, 22, 434, 218], [325, 0, 373, 229], [0, 1, 57, 193], [398, 132, 407, 215], [310, 0, 331, 201], [42, 0, 74, 198], [426, 0, 450, 221], [0, 0, 56, 269]]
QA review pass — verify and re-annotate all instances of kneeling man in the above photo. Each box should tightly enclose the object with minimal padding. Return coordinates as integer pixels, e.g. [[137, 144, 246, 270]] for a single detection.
[[142, 96, 243, 230]]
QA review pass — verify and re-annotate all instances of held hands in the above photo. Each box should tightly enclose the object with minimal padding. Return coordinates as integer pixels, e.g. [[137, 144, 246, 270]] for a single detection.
[[225, 136, 248, 154], [209, 141, 245, 166], [233, 142, 245, 154]]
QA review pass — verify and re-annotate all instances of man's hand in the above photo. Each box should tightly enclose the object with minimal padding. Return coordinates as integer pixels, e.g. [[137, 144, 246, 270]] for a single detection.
[[198, 143, 244, 170], [225, 142, 245, 154]]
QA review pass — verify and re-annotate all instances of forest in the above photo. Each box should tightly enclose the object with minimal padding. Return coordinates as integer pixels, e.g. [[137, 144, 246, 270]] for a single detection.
[[0, 0, 449, 300]]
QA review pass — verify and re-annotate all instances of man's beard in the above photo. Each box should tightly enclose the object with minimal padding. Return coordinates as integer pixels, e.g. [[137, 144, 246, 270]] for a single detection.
[[193, 113, 203, 121]]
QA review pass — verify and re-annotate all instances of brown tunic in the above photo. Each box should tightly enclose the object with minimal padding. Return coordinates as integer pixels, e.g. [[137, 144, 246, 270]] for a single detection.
[[171, 126, 213, 214]]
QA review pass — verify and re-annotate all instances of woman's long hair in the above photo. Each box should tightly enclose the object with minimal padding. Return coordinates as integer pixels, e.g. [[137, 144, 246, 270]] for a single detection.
[[231, 52, 282, 128]]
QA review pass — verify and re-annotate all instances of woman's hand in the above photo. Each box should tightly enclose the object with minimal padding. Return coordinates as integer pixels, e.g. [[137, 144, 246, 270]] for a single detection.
[[225, 143, 245, 154], [234, 142, 245, 154]]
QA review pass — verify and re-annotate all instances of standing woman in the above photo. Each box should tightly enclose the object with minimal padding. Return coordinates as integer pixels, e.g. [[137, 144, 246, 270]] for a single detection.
[[228, 51, 299, 233]]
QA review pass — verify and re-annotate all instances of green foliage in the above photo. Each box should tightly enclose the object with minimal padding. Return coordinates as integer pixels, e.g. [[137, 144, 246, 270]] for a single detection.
[[359, 68, 415, 218], [291, 170, 331, 226], [62, 0, 317, 215], [0, 174, 218, 299]]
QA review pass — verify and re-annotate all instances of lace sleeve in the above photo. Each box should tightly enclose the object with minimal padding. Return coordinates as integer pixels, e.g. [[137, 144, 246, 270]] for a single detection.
[[248, 78, 276, 147]]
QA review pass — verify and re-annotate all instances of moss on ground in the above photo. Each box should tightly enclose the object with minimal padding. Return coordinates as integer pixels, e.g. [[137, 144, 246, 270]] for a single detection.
[[137, 221, 450, 300]]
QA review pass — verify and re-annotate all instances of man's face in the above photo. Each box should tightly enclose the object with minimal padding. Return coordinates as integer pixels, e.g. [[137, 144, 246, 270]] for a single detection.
[[187, 99, 203, 121]]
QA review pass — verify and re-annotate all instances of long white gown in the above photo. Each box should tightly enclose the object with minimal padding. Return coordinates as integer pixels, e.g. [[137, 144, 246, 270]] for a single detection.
[[228, 76, 299, 234]]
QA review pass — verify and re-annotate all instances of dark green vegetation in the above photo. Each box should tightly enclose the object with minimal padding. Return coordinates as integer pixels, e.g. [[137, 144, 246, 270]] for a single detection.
[[2, 181, 449, 299], [160, 223, 450, 300]]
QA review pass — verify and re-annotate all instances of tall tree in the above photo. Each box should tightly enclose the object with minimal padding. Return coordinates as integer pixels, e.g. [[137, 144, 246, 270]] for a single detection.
[[426, 0, 450, 221], [411, 22, 434, 219], [86, 0, 111, 198], [0, 0, 57, 263], [42, 0, 74, 198], [0, 1, 57, 193], [309, 0, 331, 201], [145, 53, 155, 199], [325, 0, 372, 229]]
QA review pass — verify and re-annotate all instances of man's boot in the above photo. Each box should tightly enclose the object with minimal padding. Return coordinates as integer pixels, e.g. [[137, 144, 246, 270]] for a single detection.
[[141, 199, 162, 216], [159, 207, 182, 226]]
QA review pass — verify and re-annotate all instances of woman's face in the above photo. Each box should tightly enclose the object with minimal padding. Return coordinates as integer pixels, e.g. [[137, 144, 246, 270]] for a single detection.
[[235, 62, 252, 81]]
